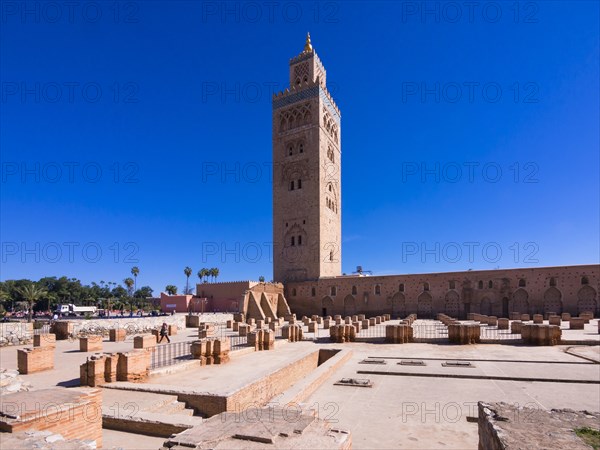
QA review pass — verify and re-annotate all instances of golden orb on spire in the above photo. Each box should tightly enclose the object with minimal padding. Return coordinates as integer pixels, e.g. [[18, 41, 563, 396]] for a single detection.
[[304, 32, 313, 52]]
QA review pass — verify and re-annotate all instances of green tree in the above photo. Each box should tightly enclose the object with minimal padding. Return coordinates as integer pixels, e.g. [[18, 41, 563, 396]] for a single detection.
[[165, 285, 178, 295], [131, 266, 140, 292], [199, 268, 208, 283], [123, 278, 135, 297], [184, 266, 192, 294], [258, 275, 265, 283], [212, 268, 219, 283], [15, 282, 48, 322]]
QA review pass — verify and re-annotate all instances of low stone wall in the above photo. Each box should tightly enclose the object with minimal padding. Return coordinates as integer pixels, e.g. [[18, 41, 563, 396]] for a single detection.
[[51, 315, 186, 340], [0, 323, 34, 346]]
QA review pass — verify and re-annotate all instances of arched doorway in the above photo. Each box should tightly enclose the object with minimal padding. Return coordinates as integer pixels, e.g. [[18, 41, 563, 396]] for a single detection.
[[445, 291, 460, 318], [512, 288, 529, 314], [391, 292, 406, 318], [502, 297, 509, 318], [543, 287, 563, 315], [577, 285, 597, 315], [343, 295, 356, 316], [480, 297, 492, 315], [321, 296, 334, 317], [417, 292, 433, 319]]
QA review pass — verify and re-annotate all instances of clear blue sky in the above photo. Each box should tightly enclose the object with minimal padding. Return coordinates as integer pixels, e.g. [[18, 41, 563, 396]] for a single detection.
[[1, 1, 598, 293]]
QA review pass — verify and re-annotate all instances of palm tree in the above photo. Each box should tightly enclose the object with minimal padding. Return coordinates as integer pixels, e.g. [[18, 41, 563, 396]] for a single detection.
[[212, 268, 219, 283], [184, 266, 192, 294], [123, 278, 135, 297], [131, 267, 140, 292], [258, 276, 265, 283], [199, 268, 208, 283], [165, 285, 178, 295], [16, 283, 47, 323]]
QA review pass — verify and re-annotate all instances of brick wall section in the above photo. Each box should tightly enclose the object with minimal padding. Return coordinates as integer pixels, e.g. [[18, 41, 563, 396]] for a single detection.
[[286, 264, 600, 318], [33, 333, 56, 348], [80, 335, 103, 352], [116, 350, 150, 382], [17, 346, 54, 374], [0, 388, 102, 448]]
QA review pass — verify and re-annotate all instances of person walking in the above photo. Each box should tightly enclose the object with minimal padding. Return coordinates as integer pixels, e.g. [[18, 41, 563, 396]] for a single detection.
[[158, 322, 170, 343]]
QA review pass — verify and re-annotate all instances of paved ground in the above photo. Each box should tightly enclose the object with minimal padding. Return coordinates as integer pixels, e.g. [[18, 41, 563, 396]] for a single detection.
[[299, 342, 600, 450], [2, 318, 599, 450]]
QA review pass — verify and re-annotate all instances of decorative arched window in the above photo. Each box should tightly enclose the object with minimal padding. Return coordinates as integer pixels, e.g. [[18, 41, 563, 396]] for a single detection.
[[424, 282, 430, 291], [478, 281, 483, 289], [299, 143, 303, 153], [298, 235, 302, 246], [449, 281, 456, 290], [291, 236, 295, 246], [311, 287, 316, 297], [399, 283, 405, 292], [330, 286, 337, 296], [518, 278, 526, 287], [582, 276, 589, 285], [290, 181, 295, 191], [549, 277, 556, 287], [351, 286, 357, 295], [329, 251, 334, 262], [375, 285, 381, 295], [298, 179, 302, 189], [488, 280, 493, 289], [288, 145, 293, 156]]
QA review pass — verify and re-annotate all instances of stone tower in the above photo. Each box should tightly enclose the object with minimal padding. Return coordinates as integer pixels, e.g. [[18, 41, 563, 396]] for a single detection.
[[272, 34, 342, 282]]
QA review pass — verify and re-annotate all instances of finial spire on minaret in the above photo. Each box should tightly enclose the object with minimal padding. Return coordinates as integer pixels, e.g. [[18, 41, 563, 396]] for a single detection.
[[304, 32, 313, 52]]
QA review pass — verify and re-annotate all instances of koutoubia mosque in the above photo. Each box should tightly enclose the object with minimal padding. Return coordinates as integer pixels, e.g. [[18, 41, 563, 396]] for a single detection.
[[194, 34, 599, 321]]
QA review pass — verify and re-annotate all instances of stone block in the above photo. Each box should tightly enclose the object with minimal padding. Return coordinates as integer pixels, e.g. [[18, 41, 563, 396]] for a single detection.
[[80, 335, 103, 352], [269, 322, 278, 332], [238, 324, 250, 337], [509, 312, 521, 320], [186, 315, 200, 328], [520, 314, 530, 322], [497, 318, 509, 330], [168, 325, 177, 336], [308, 322, 317, 333], [533, 314, 544, 324], [511, 321, 523, 334], [448, 324, 480, 344], [104, 353, 119, 383], [323, 319, 331, 329], [232, 322, 240, 331], [375, 316, 382, 324], [361, 319, 369, 330], [233, 312, 245, 323], [487, 316, 498, 326], [548, 316, 561, 326], [117, 350, 150, 382], [344, 317, 351, 324], [521, 324, 561, 346], [329, 324, 356, 343], [17, 346, 54, 374], [226, 320, 233, 328], [256, 320, 265, 329], [80, 354, 106, 387], [133, 334, 156, 349], [281, 324, 303, 342], [385, 324, 413, 344], [109, 328, 126, 342], [51, 321, 74, 340], [561, 313, 571, 321], [33, 333, 56, 348], [569, 318, 585, 330], [369, 318, 376, 326]]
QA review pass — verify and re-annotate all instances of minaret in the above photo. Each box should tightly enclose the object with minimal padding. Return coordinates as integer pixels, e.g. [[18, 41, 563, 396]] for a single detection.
[[272, 34, 342, 282]]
